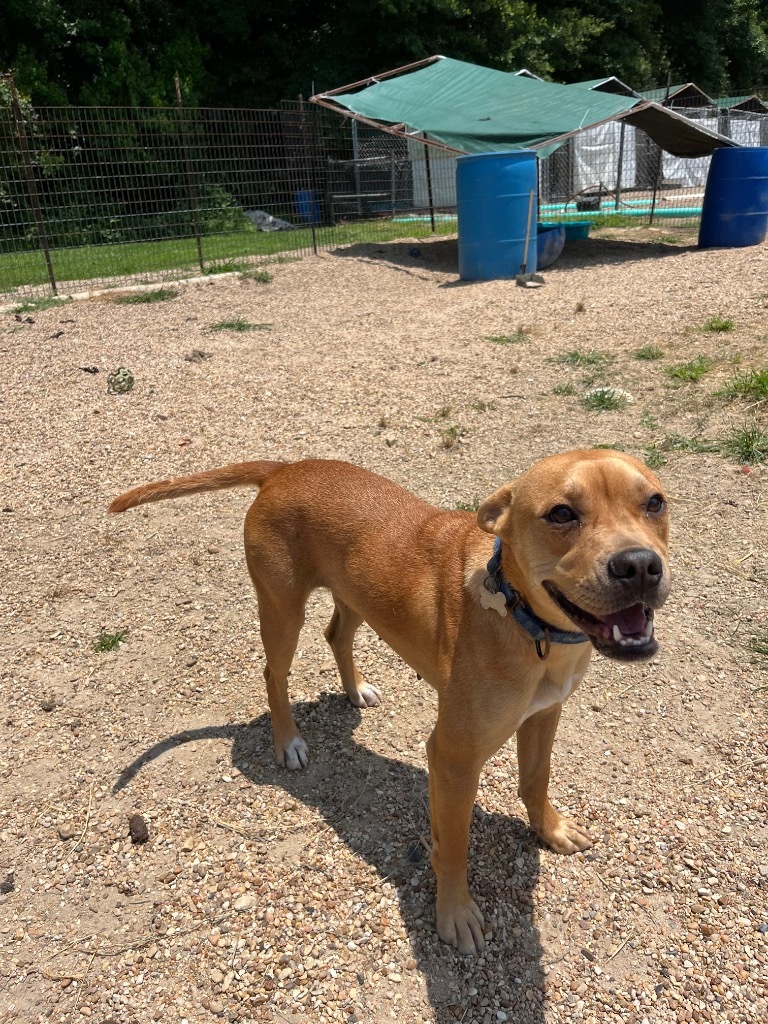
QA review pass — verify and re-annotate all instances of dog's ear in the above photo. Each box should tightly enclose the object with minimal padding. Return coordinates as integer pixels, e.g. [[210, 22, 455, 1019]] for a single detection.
[[477, 483, 515, 535]]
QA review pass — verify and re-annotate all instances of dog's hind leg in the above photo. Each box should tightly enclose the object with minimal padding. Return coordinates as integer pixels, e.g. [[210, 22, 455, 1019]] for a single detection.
[[324, 596, 382, 708], [256, 588, 309, 770]]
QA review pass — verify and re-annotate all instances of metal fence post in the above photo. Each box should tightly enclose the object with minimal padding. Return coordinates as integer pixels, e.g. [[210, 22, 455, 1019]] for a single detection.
[[7, 77, 57, 295], [422, 134, 436, 233], [174, 74, 205, 273]]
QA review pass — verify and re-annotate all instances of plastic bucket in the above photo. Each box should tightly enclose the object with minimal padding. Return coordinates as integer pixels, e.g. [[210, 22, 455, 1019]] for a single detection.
[[456, 151, 537, 280], [536, 224, 565, 269], [698, 147, 768, 248]]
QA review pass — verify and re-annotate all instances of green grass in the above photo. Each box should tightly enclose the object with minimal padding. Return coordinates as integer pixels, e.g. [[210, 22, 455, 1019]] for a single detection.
[[112, 287, 179, 305], [0, 219, 459, 293], [484, 329, 529, 345], [665, 355, 714, 384], [718, 368, 768, 402], [10, 296, 72, 314], [635, 344, 664, 361], [441, 425, 467, 449], [720, 422, 768, 464], [702, 315, 734, 333], [660, 432, 720, 454], [551, 350, 614, 367], [94, 629, 127, 653], [209, 317, 271, 332], [643, 445, 668, 470], [640, 410, 659, 430], [240, 269, 273, 284], [471, 400, 497, 413], [455, 496, 480, 512], [581, 388, 627, 412], [553, 383, 576, 396]]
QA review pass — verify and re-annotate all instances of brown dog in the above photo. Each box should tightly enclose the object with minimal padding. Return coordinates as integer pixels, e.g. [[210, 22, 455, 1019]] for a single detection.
[[109, 450, 669, 954]]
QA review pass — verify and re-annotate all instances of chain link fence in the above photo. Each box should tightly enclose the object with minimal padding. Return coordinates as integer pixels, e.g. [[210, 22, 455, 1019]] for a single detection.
[[2, 85, 767, 302]]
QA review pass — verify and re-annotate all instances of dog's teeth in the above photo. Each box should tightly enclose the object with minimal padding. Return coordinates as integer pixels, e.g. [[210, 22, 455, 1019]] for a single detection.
[[612, 625, 622, 642], [644, 619, 654, 638]]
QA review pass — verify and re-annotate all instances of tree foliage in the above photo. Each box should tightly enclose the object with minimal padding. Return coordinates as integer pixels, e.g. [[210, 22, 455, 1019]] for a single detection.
[[2, 0, 766, 107]]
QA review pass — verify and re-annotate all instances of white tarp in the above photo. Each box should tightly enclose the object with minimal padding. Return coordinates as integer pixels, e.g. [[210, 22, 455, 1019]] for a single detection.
[[661, 116, 720, 187], [572, 121, 637, 192], [408, 137, 458, 207]]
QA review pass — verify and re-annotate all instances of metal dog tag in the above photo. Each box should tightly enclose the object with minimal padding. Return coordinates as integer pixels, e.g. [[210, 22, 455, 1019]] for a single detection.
[[480, 577, 507, 617]]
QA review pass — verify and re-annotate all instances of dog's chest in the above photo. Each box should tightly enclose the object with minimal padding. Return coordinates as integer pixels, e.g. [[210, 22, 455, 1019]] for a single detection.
[[518, 672, 582, 725]]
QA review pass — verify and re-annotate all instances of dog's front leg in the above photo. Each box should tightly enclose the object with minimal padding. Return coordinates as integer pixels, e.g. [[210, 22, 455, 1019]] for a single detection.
[[426, 729, 486, 954], [516, 706, 592, 854]]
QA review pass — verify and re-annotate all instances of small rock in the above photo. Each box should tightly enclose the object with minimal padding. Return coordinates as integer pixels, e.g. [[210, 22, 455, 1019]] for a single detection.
[[185, 656, 198, 667], [181, 836, 195, 852], [0, 872, 15, 895], [233, 893, 257, 912], [207, 545, 220, 554], [58, 823, 76, 841], [128, 814, 149, 844], [40, 697, 57, 712], [209, 1001, 225, 1016]]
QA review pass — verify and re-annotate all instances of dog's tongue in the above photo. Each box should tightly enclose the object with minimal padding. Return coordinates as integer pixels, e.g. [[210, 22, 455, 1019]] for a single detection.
[[601, 603, 647, 635]]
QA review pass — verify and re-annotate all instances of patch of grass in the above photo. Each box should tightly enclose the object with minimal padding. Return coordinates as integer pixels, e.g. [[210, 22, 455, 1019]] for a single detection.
[[205, 258, 257, 275], [702, 315, 734, 333], [441, 425, 467, 449], [552, 350, 614, 367], [581, 388, 628, 412], [635, 344, 664, 361], [240, 268, 273, 283], [94, 629, 127, 653], [720, 421, 768, 464], [209, 317, 271, 332], [455, 495, 480, 512], [436, 404, 453, 419], [112, 287, 179, 305], [661, 432, 720, 454], [718, 368, 768, 402], [471, 400, 497, 413], [553, 383, 576, 396], [11, 296, 72, 314], [643, 445, 668, 470], [484, 327, 529, 345], [665, 355, 714, 385], [748, 634, 768, 659], [640, 410, 659, 430], [592, 443, 625, 451], [574, 301, 585, 313]]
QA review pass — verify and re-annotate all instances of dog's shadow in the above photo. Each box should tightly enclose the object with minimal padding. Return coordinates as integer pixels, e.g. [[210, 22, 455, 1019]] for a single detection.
[[115, 693, 547, 1021]]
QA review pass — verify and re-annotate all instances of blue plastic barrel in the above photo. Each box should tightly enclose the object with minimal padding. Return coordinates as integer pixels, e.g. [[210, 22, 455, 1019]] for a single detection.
[[295, 189, 321, 225], [456, 152, 538, 280], [698, 147, 768, 248]]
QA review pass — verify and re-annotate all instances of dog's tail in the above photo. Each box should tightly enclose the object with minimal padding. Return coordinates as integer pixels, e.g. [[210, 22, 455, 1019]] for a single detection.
[[108, 460, 287, 514]]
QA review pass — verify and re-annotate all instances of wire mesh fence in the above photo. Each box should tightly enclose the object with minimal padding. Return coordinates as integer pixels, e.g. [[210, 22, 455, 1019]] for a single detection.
[[2, 84, 767, 302]]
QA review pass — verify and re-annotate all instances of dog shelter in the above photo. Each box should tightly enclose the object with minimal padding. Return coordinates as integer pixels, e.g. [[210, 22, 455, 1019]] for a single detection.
[[311, 56, 741, 277]]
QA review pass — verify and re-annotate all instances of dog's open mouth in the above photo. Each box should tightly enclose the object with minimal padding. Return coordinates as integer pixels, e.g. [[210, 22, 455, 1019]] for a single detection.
[[544, 584, 657, 660]]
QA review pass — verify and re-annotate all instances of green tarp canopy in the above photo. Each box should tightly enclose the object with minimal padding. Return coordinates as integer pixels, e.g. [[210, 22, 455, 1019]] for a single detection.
[[312, 56, 734, 159]]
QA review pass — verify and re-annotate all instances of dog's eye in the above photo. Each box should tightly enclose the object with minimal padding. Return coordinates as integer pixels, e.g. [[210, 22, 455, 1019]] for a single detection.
[[647, 494, 665, 514], [547, 504, 578, 525]]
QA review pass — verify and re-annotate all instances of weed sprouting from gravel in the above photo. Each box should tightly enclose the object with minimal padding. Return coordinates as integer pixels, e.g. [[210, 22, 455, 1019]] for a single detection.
[[660, 433, 719, 454], [640, 410, 659, 430], [635, 345, 664, 361], [455, 495, 480, 512], [240, 269, 273, 284], [720, 421, 768, 464], [702, 315, 734, 333], [553, 350, 613, 367], [718, 368, 768, 402], [553, 383, 576, 396], [484, 327, 529, 345], [210, 317, 271, 332], [94, 629, 128, 653], [442, 425, 467, 449], [113, 288, 179, 304], [665, 356, 713, 384], [11, 297, 72, 314], [644, 446, 668, 469], [581, 389, 627, 412], [471, 400, 497, 413], [205, 259, 251, 275]]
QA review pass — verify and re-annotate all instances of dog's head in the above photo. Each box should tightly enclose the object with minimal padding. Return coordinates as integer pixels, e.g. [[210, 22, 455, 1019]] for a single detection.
[[478, 449, 670, 661]]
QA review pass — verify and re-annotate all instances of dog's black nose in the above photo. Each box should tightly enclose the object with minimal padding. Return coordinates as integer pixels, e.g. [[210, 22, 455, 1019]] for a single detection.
[[608, 548, 663, 592]]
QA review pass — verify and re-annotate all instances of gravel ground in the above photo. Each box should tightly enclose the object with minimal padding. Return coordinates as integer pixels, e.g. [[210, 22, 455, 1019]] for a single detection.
[[1, 228, 767, 1024]]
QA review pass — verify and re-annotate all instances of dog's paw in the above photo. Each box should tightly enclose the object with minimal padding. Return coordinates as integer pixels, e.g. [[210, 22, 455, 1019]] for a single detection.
[[349, 683, 382, 708], [436, 896, 486, 955], [277, 737, 309, 771], [540, 817, 593, 855]]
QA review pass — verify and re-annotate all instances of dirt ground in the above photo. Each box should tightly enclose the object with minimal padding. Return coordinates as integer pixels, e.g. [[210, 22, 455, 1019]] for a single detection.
[[1, 228, 767, 1024]]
